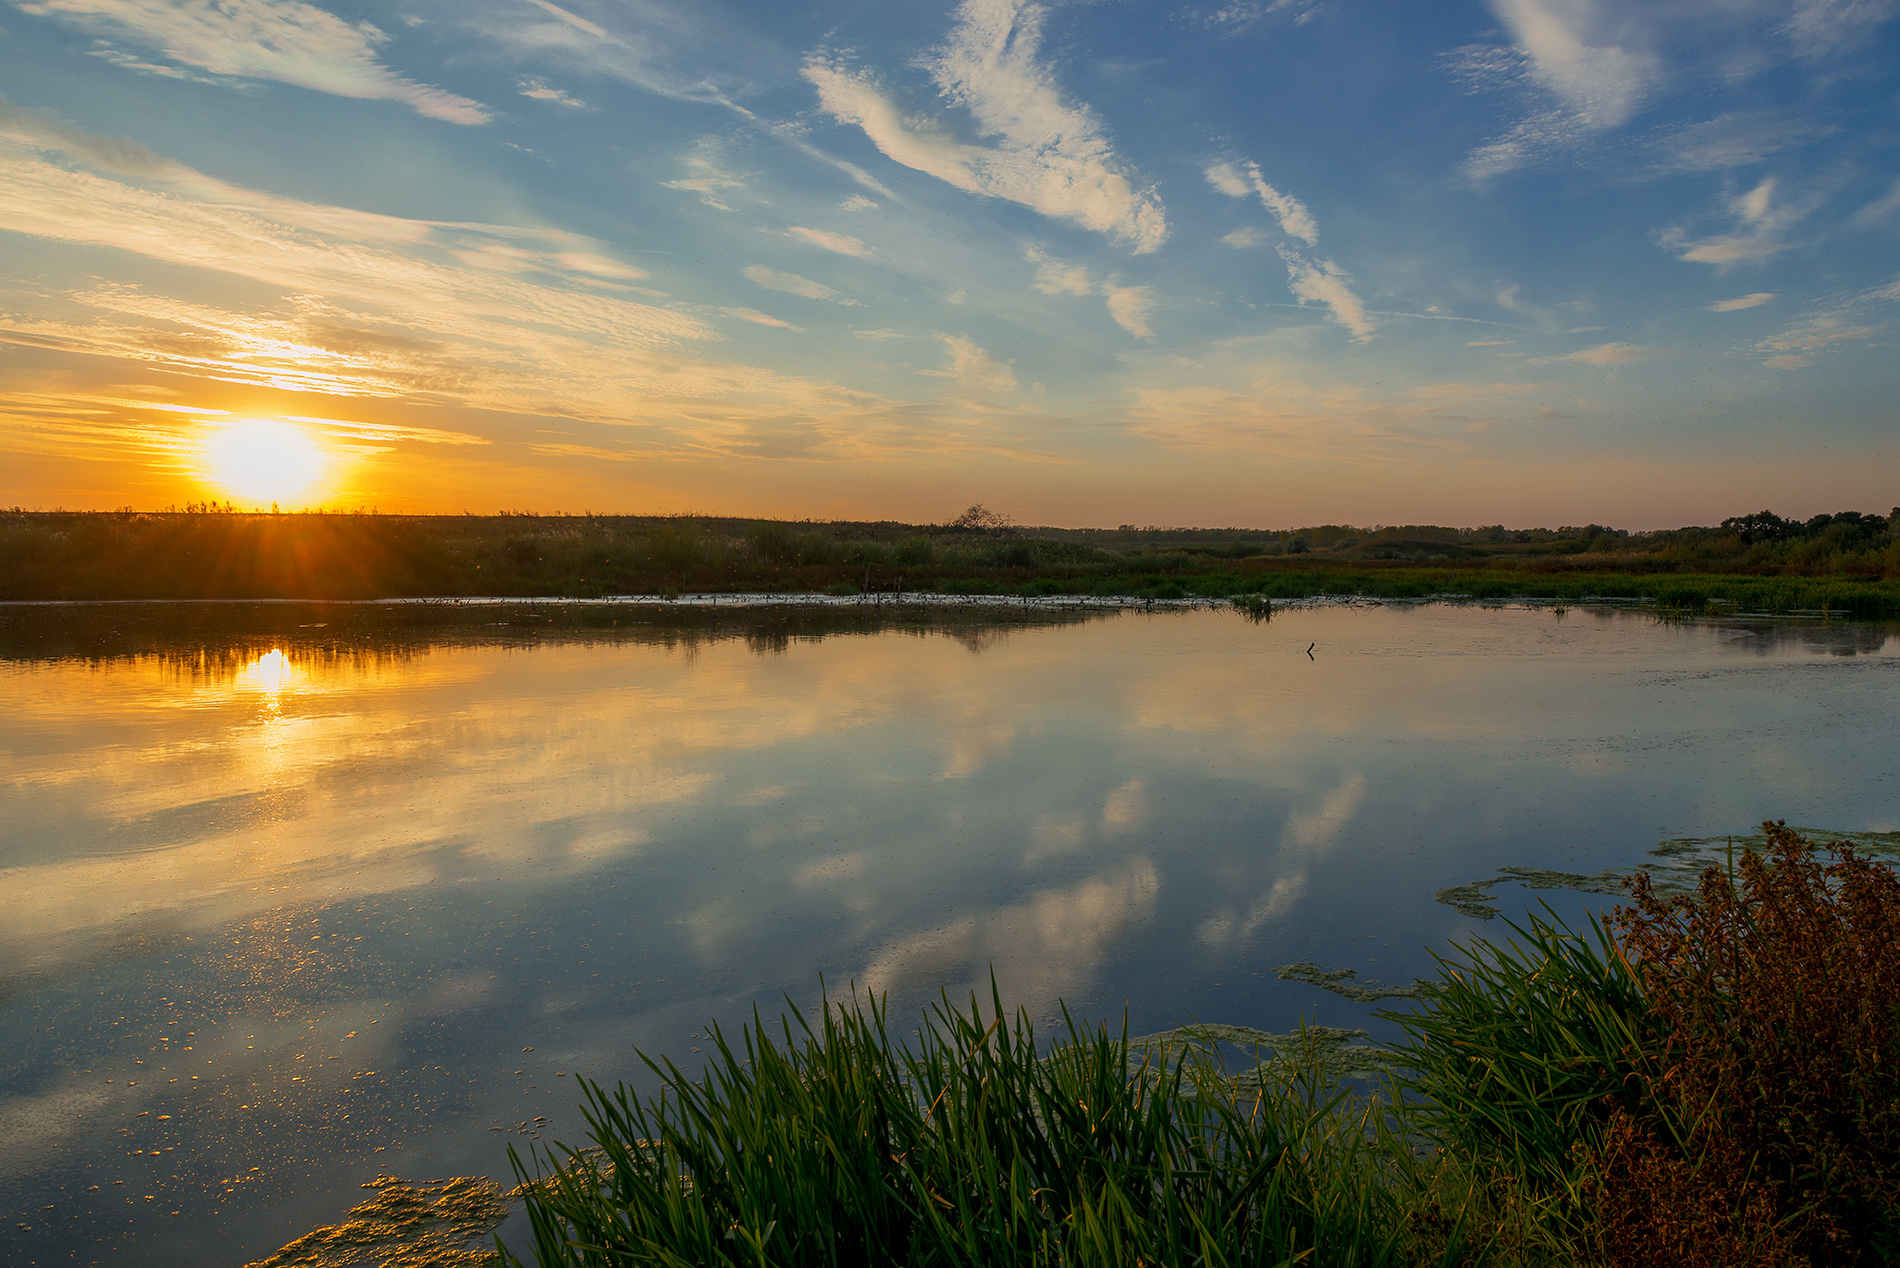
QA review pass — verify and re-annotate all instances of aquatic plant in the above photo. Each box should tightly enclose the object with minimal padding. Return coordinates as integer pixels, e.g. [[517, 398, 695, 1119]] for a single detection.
[[504, 984, 1474, 1268]]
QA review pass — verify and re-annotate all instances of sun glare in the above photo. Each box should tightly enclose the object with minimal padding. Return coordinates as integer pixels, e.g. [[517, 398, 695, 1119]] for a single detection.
[[205, 420, 327, 505]]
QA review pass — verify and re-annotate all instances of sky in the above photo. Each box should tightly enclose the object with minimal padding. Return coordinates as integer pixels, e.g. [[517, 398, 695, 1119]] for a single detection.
[[0, 0, 1896, 528]]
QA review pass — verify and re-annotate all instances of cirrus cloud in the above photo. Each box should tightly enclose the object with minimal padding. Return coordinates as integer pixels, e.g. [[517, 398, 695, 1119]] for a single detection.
[[18, 0, 488, 124], [803, 0, 1166, 253]]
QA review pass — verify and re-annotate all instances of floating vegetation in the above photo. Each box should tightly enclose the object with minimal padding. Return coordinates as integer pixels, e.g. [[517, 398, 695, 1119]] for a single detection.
[[243, 1174, 510, 1268], [1131, 1021, 1402, 1083], [1433, 827, 1900, 919], [1273, 961, 1427, 1003]]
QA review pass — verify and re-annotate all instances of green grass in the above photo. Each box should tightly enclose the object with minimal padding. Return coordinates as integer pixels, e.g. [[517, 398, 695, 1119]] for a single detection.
[[506, 985, 1478, 1268], [5, 510, 1899, 614], [502, 829, 1900, 1267]]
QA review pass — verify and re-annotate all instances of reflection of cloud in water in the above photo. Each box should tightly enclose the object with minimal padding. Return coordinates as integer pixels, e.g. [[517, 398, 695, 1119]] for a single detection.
[[860, 859, 1159, 1006], [1201, 774, 1365, 945], [1102, 779, 1144, 834]]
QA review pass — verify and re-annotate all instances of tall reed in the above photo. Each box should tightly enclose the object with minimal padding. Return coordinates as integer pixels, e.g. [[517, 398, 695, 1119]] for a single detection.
[[505, 984, 1475, 1267]]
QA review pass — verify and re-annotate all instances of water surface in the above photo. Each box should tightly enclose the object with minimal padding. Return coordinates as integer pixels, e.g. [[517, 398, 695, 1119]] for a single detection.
[[2, 601, 1895, 1264]]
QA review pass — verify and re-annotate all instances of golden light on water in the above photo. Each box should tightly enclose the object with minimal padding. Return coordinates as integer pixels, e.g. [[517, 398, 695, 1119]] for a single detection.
[[237, 648, 296, 707], [204, 419, 327, 505]]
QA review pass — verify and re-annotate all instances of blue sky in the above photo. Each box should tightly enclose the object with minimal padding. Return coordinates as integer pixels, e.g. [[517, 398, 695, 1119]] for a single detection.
[[0, 0, 1895, 526]]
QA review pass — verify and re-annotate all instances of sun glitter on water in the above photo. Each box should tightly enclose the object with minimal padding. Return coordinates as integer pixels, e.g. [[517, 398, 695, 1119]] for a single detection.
[[203, 419, 327, 505]]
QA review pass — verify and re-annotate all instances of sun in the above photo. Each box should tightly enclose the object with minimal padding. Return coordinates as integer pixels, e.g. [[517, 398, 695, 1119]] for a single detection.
[[204, 420, 327, 506]]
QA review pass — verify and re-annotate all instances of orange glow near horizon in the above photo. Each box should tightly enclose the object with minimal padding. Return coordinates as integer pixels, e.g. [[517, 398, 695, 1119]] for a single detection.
[[203, 420, 329, 507]]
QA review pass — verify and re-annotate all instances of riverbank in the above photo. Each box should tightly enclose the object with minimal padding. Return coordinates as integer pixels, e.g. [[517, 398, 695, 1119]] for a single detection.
[[5, 510, 1899, 616]]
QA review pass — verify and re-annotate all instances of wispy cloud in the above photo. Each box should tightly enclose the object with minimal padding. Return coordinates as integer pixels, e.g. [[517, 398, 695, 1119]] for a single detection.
[[839, 195, 879, 212], [1205, 158, 1368, 339], [1708, 292, 1774, 312], [1205, 160, 1317, 245], [1105, 286, 1155, 337], [1026, 246, 1091, 296], [1786, 0, 1899, 59], [1533, 341, 1661, 365], [1852, 177, 1900, 228], [661, 145, 746, 212], [1646, 110, 1837, 175], [0, 111, 924, 462], [787, 226, 867, 256], [723, 307, 803, 331], [1661, 178, 1810, 268], [517, 78, 590, 110], [1452, 0, 1658, 179], [743, 265, 855, 304], [804, 0, 1167, 252], [1280, 250, 1373, 341], [930, 333, 1018, 394], [18, 0, 487, 123], [1753, 277, 1899, 366]]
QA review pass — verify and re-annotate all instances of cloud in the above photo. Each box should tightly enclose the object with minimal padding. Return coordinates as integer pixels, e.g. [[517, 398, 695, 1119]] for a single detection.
[[1105, 285, 1155, 337], [0, 113, 922, 459], [787, 225, 867, 256], [1661, 177, 1808, 268], [1708, 292, 1775, 312], [931, 334, 1018, 394], [18, 0, 487, 123], [1852, 177, 1900, 228], [1280, 249, 1373, 341], [1786, 0, 1899, 59], [743, 265, 854, 303], [517, 78, 590, 109], [723, 307, 803, 330], [1201, 156, 1364, 338], [803, 1, 1166, 252], [1647, 111, 1837, 175], [1026, 246, 1091, 295], [1204, 160, 1318, 245], [1451, 0, 1659, 178], [661, 146, 746, 212], [1189, 0, 1326, 36], [839, 195, 879, 212], [1535, 341, 1661, 365], [1756, 306, 1883, 367], [1491, 0, 1654, 128]]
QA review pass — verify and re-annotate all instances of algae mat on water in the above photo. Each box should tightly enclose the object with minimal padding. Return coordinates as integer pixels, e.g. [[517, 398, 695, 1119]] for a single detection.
[[242, 1175, 510, 1268], [1432, 827, 1900, 919]]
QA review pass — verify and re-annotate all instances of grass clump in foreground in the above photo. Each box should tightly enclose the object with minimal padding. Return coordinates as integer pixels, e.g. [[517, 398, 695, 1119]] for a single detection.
[[507, 990, 1473, 1267], [507, 825, 1900, 1266]]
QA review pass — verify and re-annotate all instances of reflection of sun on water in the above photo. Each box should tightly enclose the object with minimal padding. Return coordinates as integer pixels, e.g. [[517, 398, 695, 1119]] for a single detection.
[[204, 419, 327, 505], [238, 649, 297, 709]]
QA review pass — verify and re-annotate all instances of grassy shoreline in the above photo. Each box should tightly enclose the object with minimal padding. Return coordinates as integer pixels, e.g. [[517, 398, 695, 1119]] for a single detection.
[[497, 825, 1900, 1268], [6, 510, 1900, 616]]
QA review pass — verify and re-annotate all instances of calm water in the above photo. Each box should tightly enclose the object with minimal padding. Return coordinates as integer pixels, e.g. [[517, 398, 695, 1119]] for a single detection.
[[2, 601, 1896, 1265]]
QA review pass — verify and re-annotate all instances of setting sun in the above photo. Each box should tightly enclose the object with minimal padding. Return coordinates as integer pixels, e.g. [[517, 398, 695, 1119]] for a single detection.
[[204, 419, 327, 506]]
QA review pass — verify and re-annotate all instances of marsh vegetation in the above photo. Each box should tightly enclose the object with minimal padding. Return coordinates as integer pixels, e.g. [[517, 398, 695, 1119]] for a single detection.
[[504, 826, 1900, 1267], [5, 504, 1900, 614]]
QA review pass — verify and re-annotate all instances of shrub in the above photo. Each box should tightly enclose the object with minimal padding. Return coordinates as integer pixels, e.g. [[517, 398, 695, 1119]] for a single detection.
[[1592, 825, 1900, 1266]]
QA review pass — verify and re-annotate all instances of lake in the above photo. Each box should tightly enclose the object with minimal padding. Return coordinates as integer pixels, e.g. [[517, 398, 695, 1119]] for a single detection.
[[2, 600, 1896, 1265]]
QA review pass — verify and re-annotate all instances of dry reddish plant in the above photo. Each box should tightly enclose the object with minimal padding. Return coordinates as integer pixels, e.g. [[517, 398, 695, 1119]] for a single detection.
[[1592, 822, 1900, 1265]]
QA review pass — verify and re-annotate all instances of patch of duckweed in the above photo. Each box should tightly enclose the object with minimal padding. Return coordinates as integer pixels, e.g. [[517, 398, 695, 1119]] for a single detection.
[[243, 1174, 510, 1268], [1434, 827, 1900, 919], [1131, 1022, 1401, 1083], [1273, 961, 1427, 1002]]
